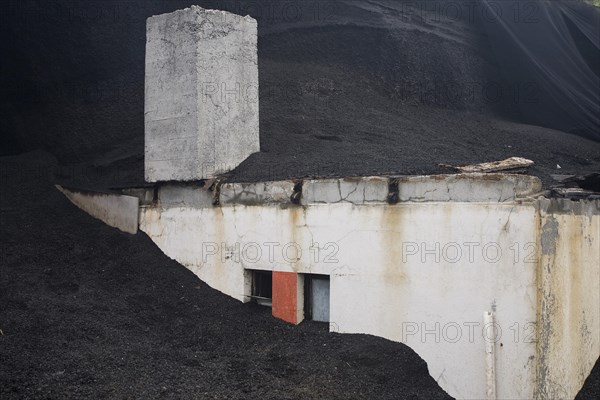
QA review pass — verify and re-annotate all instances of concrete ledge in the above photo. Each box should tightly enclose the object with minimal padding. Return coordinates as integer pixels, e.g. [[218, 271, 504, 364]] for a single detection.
[[394, 174, 542, 203], [301, 177, 389, 205], [158, 183, 214, 208], [56, 185, 139, 234], [142, 174, 546, 208], [220, 181, 295, 206]]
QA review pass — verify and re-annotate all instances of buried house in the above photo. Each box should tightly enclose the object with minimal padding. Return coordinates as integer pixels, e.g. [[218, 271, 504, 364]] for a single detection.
[[57, 6, 600, 400]]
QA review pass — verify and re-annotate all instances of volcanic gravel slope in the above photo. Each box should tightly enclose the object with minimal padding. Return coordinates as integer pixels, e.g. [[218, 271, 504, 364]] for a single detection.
[[4, 1, 600, 189], [1, 152, 456, 399]]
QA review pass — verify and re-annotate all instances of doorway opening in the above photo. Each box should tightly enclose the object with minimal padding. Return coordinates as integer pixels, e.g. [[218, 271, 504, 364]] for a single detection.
[[304, 274, 330, 322]]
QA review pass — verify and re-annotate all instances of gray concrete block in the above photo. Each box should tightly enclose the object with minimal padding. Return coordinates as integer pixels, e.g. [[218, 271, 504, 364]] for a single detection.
[[220, 181, 295, 205], [396, 174, 543, 202], [301, 177, 389, 205], [145, 6, 259, 182]]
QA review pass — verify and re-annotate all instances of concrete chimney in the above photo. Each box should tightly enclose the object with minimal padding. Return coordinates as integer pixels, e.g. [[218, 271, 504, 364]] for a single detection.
[[144, 6, 259, 182]]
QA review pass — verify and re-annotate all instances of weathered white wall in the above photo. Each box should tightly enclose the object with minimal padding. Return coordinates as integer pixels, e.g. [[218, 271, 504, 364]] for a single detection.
[[136, 177, 599, 400]]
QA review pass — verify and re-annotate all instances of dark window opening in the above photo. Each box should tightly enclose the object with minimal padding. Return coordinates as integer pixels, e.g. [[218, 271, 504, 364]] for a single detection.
[[251, 270, 272, 307]]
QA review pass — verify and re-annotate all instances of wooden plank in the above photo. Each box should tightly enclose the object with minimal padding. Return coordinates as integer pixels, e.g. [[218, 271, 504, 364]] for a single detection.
[[440, 157, 534, 173]]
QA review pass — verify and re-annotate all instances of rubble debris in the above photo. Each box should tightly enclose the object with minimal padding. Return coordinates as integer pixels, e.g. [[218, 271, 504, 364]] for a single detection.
[[550, 172, 600, 199], [555, 173, 600, 192], [550, 187, 600, 200]]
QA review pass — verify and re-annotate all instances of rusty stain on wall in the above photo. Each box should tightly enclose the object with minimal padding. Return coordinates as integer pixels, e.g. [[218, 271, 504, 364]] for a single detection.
[[536, 200, 600, 400]]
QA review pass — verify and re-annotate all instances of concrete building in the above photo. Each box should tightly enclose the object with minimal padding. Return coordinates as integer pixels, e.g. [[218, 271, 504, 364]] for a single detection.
[[57, 175, 600, 399]]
